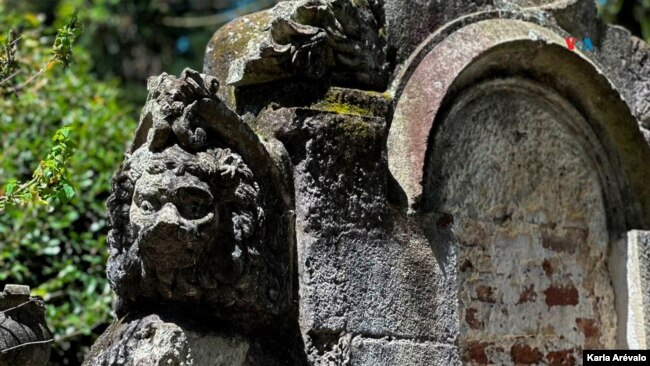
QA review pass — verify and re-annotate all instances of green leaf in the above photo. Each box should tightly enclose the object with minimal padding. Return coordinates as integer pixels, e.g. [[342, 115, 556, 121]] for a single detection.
[[62, 183, 75, 200], [4, 181, 16, 196], [42, 245, 61, 255]]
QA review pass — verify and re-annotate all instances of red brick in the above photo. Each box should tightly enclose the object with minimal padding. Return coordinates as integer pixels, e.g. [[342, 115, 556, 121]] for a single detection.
[[576, 318, 601, 349], [542, 259, 554, 277], [544, 284, 579, 306], [541, 227, 587, 253], [465, 307, 482, 329], [465, 342, 489, 364], [474, 285, 496, 303], [511, 343, 542, 365], [546, 349, 576, 366]]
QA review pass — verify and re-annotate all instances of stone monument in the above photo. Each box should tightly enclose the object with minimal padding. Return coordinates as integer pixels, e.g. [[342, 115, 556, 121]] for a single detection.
[[85, 0, 650, 365]]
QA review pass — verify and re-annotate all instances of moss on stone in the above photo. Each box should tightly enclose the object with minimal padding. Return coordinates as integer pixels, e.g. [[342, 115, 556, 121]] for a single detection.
[[339, 117, 378, 141], [366, 89, 393, 100], [205, 10, 271, 80], [204, 10, 273, 109], [311, 88, 390, 117], [316, 100, 372, 116]]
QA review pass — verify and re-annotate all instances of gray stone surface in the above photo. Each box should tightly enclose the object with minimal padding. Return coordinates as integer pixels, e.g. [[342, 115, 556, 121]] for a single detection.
[[640, 233, 650, 346], [84, 314, 298, 366], [3, 285, 30, 296], [256, 107, 459, 359], [87, 69, 301, 365], [350, 337, 459, 366], [637, 232, 650, 347], [383, 0, 490, 64], [598, 25, 650, 130], [622, 231, 650, 349], [89, 0, 650, 365]]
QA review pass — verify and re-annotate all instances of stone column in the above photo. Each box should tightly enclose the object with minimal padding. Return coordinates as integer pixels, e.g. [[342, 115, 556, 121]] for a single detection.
[[619, 230, 650, 349]]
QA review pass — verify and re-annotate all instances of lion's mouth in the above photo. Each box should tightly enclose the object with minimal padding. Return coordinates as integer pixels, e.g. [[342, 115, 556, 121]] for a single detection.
[[136, 220, 207, 269]]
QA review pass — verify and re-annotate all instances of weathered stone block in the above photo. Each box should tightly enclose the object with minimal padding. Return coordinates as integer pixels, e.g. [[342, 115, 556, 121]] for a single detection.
[[350, 337, 459, 366], [84, 313, 303, 366]]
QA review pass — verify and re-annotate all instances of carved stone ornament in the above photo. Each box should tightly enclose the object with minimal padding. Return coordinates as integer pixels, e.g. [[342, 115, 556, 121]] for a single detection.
[[207, 0, 389, 90], [105, 69, 291, 326]]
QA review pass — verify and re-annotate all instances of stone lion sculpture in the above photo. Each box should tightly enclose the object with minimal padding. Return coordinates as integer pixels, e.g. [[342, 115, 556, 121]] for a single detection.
[[104, 69, 291, 328], [108, 143, 263, 302]]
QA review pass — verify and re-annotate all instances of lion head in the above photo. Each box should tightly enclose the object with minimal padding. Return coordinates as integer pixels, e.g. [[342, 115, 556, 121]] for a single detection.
[[105, 70, 269, 316]]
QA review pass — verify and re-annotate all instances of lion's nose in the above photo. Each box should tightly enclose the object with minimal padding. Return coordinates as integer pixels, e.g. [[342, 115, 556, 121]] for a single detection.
[[157, 203, 181, 225]]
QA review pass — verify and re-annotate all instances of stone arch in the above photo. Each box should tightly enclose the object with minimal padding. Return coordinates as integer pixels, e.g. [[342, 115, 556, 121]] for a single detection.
[[387, 16, 650, 360], [388, 18, 650, 229]]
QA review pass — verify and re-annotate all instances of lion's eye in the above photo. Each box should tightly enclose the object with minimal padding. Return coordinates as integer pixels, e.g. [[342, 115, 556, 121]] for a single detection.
[[140, 200, 154, 213], [175, 187, 213, 220], [180, 201, 209, 220], [190, 204, 203, 216]]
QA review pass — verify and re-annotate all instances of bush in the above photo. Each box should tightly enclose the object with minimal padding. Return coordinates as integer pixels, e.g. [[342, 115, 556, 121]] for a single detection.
[[0, 6, 136, 364], [599, 0, 650, 42]]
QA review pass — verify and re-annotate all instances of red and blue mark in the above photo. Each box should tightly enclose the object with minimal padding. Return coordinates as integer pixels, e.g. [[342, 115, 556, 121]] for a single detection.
[[565, 37, 594, 52]]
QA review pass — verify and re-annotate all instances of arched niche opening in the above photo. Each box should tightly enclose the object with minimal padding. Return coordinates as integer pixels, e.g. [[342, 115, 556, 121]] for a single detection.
[[388, 18, 650, 363], [426, 76, 618, 362]]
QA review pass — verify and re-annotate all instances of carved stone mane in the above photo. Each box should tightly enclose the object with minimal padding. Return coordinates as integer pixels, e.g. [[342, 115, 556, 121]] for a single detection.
[[105, 69, 284, 324]]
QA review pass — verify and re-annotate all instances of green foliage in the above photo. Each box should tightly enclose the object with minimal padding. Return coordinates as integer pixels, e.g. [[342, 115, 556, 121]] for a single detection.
[[599, 0, 650, 42], [0, 1, 279, 363], [0, 11, 81, 214], [0, 5, 136, 364], [0, 9, 80, 96], [0, 127, 76, 211], [47, 0, 279, 105], [52, 10, 81, 68], [0, 30, 18, 83]]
